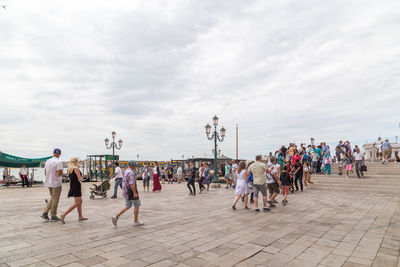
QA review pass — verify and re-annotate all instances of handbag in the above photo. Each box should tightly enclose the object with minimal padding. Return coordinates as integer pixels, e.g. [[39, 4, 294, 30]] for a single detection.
[[361, 165, 367, 172], [126, 184, 139, 200]]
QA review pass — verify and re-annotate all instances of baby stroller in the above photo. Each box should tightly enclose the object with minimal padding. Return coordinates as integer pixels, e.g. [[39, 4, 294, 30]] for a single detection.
[[89, 180, 110, 199]]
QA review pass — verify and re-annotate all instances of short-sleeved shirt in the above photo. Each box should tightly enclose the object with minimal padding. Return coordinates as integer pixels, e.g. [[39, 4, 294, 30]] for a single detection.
[[44, 157, 63, 188], [19, 167, 28, 175], [249, 161, 267, 185], [382, 142, 391, 149], [115, 166, 123, 179], [353, 152, 363, 161], [280, 172, 291, 186], [225, 164, 230, 175], [122, 168, 137, 197]]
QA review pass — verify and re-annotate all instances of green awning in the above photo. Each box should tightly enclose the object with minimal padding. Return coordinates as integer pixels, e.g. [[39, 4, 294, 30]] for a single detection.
[[0, 151, 52, 168]]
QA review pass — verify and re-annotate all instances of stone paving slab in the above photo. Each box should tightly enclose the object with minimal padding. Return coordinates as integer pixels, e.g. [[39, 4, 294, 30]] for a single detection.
[[1, 182, 400, 266]]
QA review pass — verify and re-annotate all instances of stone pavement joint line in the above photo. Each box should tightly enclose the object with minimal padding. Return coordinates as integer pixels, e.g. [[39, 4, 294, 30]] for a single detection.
[[1, 163, 399, 266]]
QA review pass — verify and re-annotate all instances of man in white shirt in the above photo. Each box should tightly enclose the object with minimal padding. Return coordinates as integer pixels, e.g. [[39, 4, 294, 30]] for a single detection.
[[111, 162, 124, 198], [19, 164, 29, 187], [353, 148, 364, 178], [377, 142, 383, 162], [41, 148, 63, 221]]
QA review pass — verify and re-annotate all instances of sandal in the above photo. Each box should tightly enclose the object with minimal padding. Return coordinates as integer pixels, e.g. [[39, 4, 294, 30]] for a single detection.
[[60, 216, 65, 224], [232, 205, 236, 210], [244, 206, 250, 210], [78, 217, 88, 221]]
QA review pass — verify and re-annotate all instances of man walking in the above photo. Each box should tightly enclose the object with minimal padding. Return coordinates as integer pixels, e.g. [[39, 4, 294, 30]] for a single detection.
[[41, 148, 63, 221], [111, 162, 123, 198], [249, 155, 270, 212], [186, 162, 197, 196], [112, 161, 144, 227], [353, 148, 364, 178], [382, 139, 392, 164]]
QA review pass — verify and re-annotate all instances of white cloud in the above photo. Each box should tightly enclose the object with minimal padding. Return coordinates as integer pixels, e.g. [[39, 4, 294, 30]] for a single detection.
[[0, 0, 399, 161]]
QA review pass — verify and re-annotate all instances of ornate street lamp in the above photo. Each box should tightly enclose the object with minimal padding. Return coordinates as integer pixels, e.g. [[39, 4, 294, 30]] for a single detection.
[[105, 131, 122, 176], [205, 115, 226, 185]]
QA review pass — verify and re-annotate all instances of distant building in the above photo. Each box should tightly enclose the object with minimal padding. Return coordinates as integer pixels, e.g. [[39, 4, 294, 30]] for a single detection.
[[363, 136, 400, 161]]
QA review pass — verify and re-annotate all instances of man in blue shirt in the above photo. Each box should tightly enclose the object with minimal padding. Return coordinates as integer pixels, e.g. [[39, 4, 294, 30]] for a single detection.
[[382, 139, 392, 163]]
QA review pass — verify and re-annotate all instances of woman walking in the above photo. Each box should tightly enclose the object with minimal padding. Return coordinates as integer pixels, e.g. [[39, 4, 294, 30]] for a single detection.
[[60, 157, 87, 223], [198, 162, 206, 193], [232, 161, 249, 210], [152, 162, 162, 192]]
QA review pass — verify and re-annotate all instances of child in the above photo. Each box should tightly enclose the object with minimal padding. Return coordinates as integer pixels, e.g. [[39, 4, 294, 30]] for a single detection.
[[343, 153, 353, 179], [303, 162, 313, 189], [322, 152, 332, 175], [280, 165, 291, 205]]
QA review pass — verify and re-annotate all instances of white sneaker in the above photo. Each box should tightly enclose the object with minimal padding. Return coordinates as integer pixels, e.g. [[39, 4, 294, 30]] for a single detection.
[[112, 216, 118, 226], [133, 222, 144, 227]]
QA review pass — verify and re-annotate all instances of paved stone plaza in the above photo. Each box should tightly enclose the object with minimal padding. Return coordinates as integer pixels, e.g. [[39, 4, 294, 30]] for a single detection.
[[1, 181, 399, 267]]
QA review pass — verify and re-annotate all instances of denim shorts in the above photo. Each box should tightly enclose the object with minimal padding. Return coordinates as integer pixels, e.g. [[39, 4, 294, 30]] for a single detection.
[[124, 196, 141, 208]]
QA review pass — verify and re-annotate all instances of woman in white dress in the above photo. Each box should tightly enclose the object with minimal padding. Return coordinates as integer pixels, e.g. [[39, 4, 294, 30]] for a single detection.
[[232, 161, 250, 210]]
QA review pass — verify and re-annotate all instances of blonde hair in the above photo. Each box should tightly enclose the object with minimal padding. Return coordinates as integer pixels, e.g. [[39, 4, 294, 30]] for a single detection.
[[68, 157, 79, 174]]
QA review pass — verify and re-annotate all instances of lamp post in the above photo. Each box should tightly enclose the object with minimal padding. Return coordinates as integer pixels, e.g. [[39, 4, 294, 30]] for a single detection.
[[205, 115, 226, 186], [105, 131, 122, 176], [137, 154, 139, 161]]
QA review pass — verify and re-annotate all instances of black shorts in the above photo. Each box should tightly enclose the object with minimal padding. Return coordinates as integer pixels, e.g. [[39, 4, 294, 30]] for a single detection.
[[167, 174, 173, 179], [267, 182, 280, 194]]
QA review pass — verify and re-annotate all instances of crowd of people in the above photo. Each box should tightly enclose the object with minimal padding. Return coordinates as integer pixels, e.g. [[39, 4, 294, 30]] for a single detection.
[[37, 139, 397, 225]]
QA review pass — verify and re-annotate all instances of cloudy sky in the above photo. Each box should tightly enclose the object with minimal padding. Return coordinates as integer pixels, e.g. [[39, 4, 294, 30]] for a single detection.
[[0, 0, 399, 161]]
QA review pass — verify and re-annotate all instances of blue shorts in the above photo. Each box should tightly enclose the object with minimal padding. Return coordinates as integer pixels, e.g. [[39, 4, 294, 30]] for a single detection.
[[124, 196, 141, 208]]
